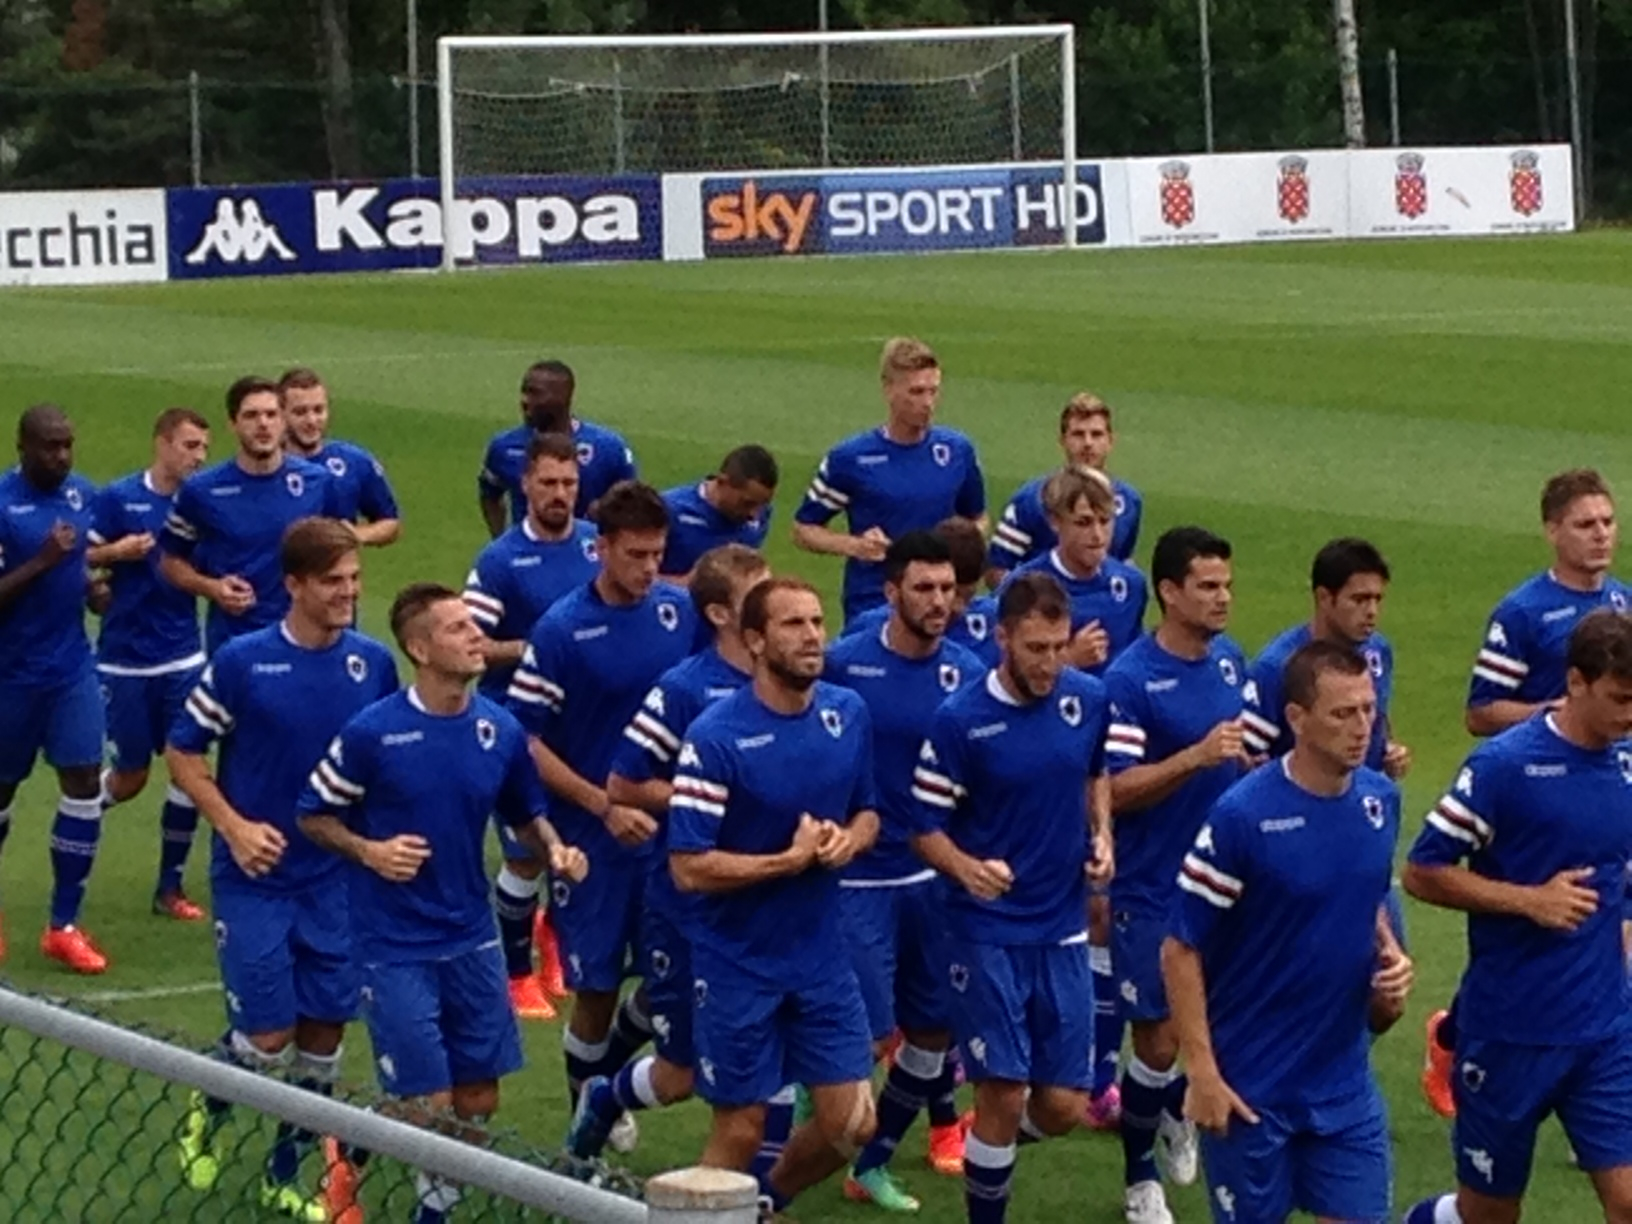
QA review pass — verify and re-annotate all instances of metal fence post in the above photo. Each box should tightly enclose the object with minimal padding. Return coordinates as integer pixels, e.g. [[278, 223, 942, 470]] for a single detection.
[[1387, 48, 1400, 146], [188, 69, 202, 186], [645, 1168, 760, 1223]]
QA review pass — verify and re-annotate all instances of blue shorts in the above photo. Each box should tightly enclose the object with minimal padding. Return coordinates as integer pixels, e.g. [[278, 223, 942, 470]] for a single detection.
[[641, 905, 694, 1069], [1111, 906, 1169, 1023], [549, 855, 643, 993], [213, 880, 357, 1035], [100, 665, 201, 775], [691, 949, 873, 1109], [1201, 1083, 1392, 1223], [361, 942, 524, 1098], [946, 939, 1094, 1089], [838, 877, 947, 1041], [1453, 1029, 1632, 1197], [0, 670, 106, 785]]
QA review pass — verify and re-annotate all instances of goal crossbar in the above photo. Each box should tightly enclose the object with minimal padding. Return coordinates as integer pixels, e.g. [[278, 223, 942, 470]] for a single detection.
[[439, 25, 1074, 52]]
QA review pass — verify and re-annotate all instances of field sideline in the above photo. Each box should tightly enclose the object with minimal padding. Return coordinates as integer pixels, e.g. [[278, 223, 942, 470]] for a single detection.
[[4, 233, 1632, 1221]]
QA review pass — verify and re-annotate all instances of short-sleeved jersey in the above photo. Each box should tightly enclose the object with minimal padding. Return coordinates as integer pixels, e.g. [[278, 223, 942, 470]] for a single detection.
[[1468, 571, 1632, 711], [912, 668, 1109, 946], [1003, 550, 1148, 676], [168, 623, 398, 894], [659, 483, 773, 577], [669, 682, 876, 988], [1104, 631, 1252, 912], [1173, 760, 1400, 1106], [838, 596, 1000, 669], [88, 471, 202, 674], [0, 468, 97, 688], [987, 474, 1142, 571], [1243, 623, 1394, 770], [507, 580, 698, 859], [478, 419, 637, 524], [825, 624, 985, 882], [297, 689, 547, 961], [1408, 715, 1632, 1046], [794, 426, 986, 621], [159, 456, 335, 649], [305, 440, 399, 526], [462, 518, 600, 698]]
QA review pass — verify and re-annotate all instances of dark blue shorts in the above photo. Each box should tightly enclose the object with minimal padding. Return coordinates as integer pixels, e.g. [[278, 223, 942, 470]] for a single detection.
[[838, 876, 947, 1041], [213, 880, 356, 1035], [0, 670, 105, 784], [1110, 906, 1169, 1023], [549, 854, 643, 993], [945, 938, 1094, 1089], [641, 905, 694, 1069], [101, 664, 201, 774]]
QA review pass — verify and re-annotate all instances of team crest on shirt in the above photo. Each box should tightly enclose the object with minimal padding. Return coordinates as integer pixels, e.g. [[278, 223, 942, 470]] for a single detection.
[[1364, 648, 1383, 677], [581, 537, 597, 561], [1617, 749, 1632, 785], [286, 471, 305, 497], [931, 443, 951, 468], [965, 612, 988, 640], [576, 442, 594, 465], [345, 654, 368, 683], [1218, 657, 1239, 687], [476, 718, 497, 751], [1362, 795, 1386, 830], [821, 707, 844, 738], [656, 602, 680, 633], [551, 880, 571, 908], [939, 663, 961, 693], [1059, 694, 1083, 727], [1113, 493, 1126, 516], [65, 486, 83, 511], [1613, 590, 1629, 610], [949, 963, 970, 993], [1109, 575, 1129, 603], [325, 456, 347, 477]]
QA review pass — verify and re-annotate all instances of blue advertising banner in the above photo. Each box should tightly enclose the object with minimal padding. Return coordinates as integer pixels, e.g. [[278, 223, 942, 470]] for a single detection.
[[168, 175, 663, 279]]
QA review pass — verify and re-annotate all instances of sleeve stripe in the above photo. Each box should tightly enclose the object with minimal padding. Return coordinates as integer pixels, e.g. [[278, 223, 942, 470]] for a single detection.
[[163, 512, 198, 540], [988, 533, 1026, 559], [184, 694, 229, 736], [809, 475, 850, 507], [624, 725, 670, 763], [1471, 666, 1522, 691], [506, 676, 561, 710], [316, 759, 364, 800], [994, 522, 1032, 549], [1476, 649, 1528, 678], [308, 773, 352, 808], [462, 590, 503, 615], [1178, 871, 1236, 910], [911, 785, 958, 810], [671, 794, 725, 818], [86, 530, 107, 546], [1241, 710, 1279, 740], [674, 775, 728, 801], [805, 489, 845, 513], [1108, 723, 1146, 743], [633, 711, 681, 752], [468, 606, 500, 629], [1182, 852, 1243, 897], [1426, 810, 1481, 847], [911, 767, 964, 798], [1435, 795, 1493, 845], [189, 685, 231, 724]]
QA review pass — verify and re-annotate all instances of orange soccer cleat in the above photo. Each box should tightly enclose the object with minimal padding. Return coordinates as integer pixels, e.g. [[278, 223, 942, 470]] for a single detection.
[[509, 974, 558, 1021], [1421, 1009, 1456, 1120], [153, 891, 207, 922], [41, 925, 108, 975], [534, 909, 568, 1000], [926, 1115, 968, 1177], [321, 1136, 365, 1224]]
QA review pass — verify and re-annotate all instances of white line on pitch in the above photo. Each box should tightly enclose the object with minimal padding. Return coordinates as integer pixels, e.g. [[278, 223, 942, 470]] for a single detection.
[[74, 982, 219, 1004]]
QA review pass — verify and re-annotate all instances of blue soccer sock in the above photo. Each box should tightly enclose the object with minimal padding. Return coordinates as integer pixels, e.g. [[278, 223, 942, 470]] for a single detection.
[[964, 1133, 1015, 1224], [563, 1029, 610, 1107], [49, 795, 103, 929], [1090, 943, 1123, 1096], [601, 993, 654, 1078], [751, 1085, 796, 1190], [268, 1047, 340, 1185], [854, 1043, 942, 1176], [1403, 1195, 1462, 1224], [494, 866, 539, 980], [1121, 1056, 1179, 1186], [927, 1046, 961, 1128], [157, 785, 199, 896]]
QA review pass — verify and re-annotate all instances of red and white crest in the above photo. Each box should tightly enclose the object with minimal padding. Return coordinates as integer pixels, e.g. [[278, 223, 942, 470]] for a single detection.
[[1158, 161, 1195, 229], [1509, 149, 1543, 217], [1276, 154, 1310, 223], [1394, 152, 1428, 219]]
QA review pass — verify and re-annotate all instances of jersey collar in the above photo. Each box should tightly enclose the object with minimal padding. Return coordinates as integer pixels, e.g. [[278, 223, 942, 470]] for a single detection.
[[985, 669, 1023, 707]]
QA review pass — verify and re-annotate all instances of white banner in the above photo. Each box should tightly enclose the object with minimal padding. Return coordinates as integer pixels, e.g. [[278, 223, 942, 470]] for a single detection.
[[1346, 144, 1574, 238], [1123, 150, 1351, 247], [0, 190, 169, 287]]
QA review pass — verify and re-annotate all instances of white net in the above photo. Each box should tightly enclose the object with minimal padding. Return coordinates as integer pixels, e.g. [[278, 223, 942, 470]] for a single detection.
[[442, 31, 1069, 177]]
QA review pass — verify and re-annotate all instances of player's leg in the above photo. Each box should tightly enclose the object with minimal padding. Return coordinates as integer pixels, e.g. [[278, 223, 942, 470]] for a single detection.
[[493, 828, 553, 1019], [1198, 1105, 1292, 1224], [1293, 1081, 1392, 1224], [41, 670, 109, 969], [949, 943, 1036, 1224], [0, 680, 51, 959], [1087, 891, 1124, 1129], [1024, 940, 1096, 1141], [152, 667, 206, 917], [690, 956, 782, 1179], [1558, 1032, 1632, 1224]]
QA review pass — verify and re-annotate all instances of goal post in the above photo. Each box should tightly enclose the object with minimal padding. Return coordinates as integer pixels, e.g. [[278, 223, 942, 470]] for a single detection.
[[436, 24, 1078, 269]]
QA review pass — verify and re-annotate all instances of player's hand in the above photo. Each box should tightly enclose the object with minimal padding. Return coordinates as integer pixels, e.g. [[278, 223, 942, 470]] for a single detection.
[[549, 843, 590, 883], [1527, 867, 1599, 931], [1191, 720, 1251, 769], [364, 834, 432, 882], [1069, 621, 1110, 670], [815, 820, 865, 870], [1184, 1068, 1259, 1136], [1085, 830, 1115, 888], [1382, 740, 1412, 780], [213, 575, 257, 616], [788, 814, 824, 871], [1371, 943, 1414, 1006], [852, 527, 890, 564], [604, 803, 658, 848], [39, 521, 77, 567], [225, 819, 287, 878], [959, 857, 1014, 901], [85, 576, 113, 616], [104, 532, 155, 563]]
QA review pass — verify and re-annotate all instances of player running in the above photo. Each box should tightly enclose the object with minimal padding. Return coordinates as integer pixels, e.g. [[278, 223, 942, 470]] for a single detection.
[[793, 338, 986, 623], [478, 360, 636, 536], [659, 446, 778, 583], [159, 376, 337, 654], [987, 392, 1142, 582], [167, 518, 398, 1221], [669, 577, 881, 1215], [1103, 526, 1254, 1224], [840, 517, 998, 669], [1165, 641, 1413, 1224], [297, 582, 588, 1224], [910, 571, 1114, 1224], [0, 405, 111, 972], [278, 367, 402, 550], [1404, 608, 1632, 1224], [87, 407, 212, 923]]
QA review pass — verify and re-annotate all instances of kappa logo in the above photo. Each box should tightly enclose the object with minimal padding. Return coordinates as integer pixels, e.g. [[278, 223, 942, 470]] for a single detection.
[[643, 687, 666, 717], [931, 442, 951, 468], [186, 199, 297, 265], [1215, 1187, 1237, 1219], [919, 741, 939, 766], [345, 654, 368, 683], [705, 180, 818, 255], [1465, 1147, 1494, 1183], [939, 663, 961, 693], [821, 707, 844, 738], [476, 718, 497, 750], [1455, 767, 1475, 797], [1194, 824, 1216, 855], [1059, 693, 1083, 727], [1485, 622, 1509, 648], [678, 743, 702, 769], [1363, 794, 1386, 830], [286, 471, 305, 498], [1241, 680, 1259, 708]]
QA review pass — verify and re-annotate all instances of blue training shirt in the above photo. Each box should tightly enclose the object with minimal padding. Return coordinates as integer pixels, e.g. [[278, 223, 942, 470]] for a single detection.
[[1104, 631, 1252, 913], [479, 419, 636, 524], [1002, 549, 1148, 677], [89, 471, 203, 674], [1408, 714, 1632, 1046], [1468, 571, 1632, 712], [659, 483, 773, 577], [306, 440, 400, 526], [1172, 760, 1400, 1106], [0, 467, 97, 688], [169, 622, 398, 895], [669, 682, 877, 988], [794, 426, 985, 622], [297, 689, 549, 961], [838, 596, 1000, 669], [1243, 623, 1394, 771], [988, 474, 1142, 571], [911, 668, 1109, 946]]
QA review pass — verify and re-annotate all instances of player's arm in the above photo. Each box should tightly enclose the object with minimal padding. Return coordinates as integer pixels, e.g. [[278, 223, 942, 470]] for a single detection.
[[1465, 612, 1546, 737], [1368, 905, 1414, 1034], [668, 736, 821, 893], [1465, 699, 1552, 739], [349, 518, 401, 548], [0, 519, 76, 612], [462, 565, 526, 668], [1107, 685, 1249, 813], [605, 681, 689, 816], [351, 457, 402, 547], [792, 455, 887, 562], [477, 446, 509, 539], [495, 732, 588, 882], [908, 725, 1014, 900], [813, 707, 880, 869], [1086, 770, 1114, 885]]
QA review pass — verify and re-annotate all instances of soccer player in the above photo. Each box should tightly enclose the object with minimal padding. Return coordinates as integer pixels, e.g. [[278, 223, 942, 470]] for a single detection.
[[793, 337, 987, 623], [987, 392, 1142, 581], [839, 517, 999, 668], [1102, 526, 1254, 1224], [478, 360, 636, 536], [668, 577, 881, 1214], [159, 376, 336, 655], [1002, 467, 1147, 677], [296, 582, 588, 1224], [1241, 537, 1409, 778], [0, 405, 110, 972], [167, 518, 398, 1220], [1164, 641, 1414, 1224], [507, 480, 697, 1140], [278, 367, 402, 548], [86, 406, 212, 922], [910, 571, 1114, 1224], [660, 445, 778, 582], [567, 544, 768, 1160], [825, 532, 985, 1209], [1403, 608, 1632, 1224]]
